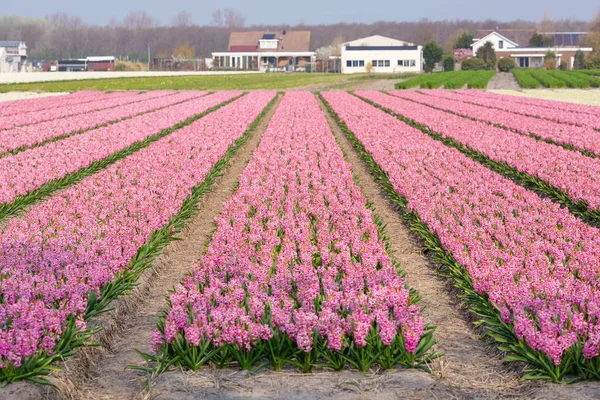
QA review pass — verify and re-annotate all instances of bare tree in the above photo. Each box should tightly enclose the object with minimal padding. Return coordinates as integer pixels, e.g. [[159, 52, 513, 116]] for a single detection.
[[538, 11, 555, 33], [122, 11, 155, 30], [224, 8, 245, 28], [211, 9, 224, 27], [330, 35, 345, 57], [172, 10, 193, 27], [108, 16, 119, 27]]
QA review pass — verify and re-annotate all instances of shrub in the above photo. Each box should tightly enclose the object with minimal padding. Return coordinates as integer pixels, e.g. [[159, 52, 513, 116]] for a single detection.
[[497, 57, 516, 72], [423, 41, 444, 72], [443, 55, 455, 71], [475, 41, 496, 70], [115, 61, 147, 71], [544, 51, 557, 61], [543, 59, 557, 70], [585, 56, 600, 70], [574, 50, 585, 70], [559, 61, 567, 71], [461, 57, 485, 71]]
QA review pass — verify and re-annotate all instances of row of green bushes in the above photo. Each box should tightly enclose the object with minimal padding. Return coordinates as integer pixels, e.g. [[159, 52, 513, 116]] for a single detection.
[[396, 70, 496, 90], [513, 69, 600, 89]]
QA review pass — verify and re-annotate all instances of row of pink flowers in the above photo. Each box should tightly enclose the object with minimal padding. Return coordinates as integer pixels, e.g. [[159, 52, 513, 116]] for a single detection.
[[158, 91, 423, 356], [0, 91, 273, 368], [0, 91, 108, 118], [0, 91, 169, 130], [357, 90, 600, 211], [455, 89, 600, 118], [0, 91, 206, 154], [391, 90, 600, 156], [424, 90, 600, 130], [0, 91, 239, 206], [323, 91, 600, 366]]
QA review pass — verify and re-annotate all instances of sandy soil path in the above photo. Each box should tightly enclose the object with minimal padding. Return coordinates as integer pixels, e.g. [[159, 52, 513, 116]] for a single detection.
[[486, 72, 521, 90]]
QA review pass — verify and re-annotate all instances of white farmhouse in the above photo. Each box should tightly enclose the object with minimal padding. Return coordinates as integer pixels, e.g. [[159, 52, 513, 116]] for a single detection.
[[471, 31, 593, 70], [211, 31, 314, 71], [0, 41, 27, 73], [341, 35, 422, 74], [471, 32, 518, 55]]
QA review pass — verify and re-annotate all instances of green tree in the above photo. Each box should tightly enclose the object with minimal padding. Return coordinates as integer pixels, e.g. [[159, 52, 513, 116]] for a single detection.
[[475, 41, 497, 70], [573, 50, 585, 70], [423, 41, 444, 72], [529, 32, 554, 47], [443, 55, 455, 71], [454, 32, 474, 49]]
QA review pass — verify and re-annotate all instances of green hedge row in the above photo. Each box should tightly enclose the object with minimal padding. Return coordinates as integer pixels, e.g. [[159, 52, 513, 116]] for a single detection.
[[513, 69, 600, 89], [396, 71, 496, 90]]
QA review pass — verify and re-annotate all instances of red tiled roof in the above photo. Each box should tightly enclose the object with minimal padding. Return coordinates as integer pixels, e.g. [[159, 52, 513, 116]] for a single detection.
[[229, 45, 257, 52]]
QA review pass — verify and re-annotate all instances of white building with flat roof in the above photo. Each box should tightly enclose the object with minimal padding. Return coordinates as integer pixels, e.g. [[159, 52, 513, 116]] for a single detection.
[[341, 35, 422, 74]]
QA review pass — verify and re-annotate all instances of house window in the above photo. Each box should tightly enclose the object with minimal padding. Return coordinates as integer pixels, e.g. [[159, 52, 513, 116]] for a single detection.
[[410, 60, 416, 67], [346, 60, 352, 67], [499, 40, 504, 49], [384, 60, 390, 67], [352, 60, 359, 67], [519, 57, 529, 68], [359, 60, 364, 67]]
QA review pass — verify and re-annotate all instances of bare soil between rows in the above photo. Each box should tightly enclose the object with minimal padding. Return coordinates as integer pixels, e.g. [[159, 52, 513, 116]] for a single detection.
[[5, 91, 600, 399]]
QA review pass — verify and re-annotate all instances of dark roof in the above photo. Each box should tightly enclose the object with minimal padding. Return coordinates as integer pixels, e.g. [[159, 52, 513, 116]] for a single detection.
[[546, 32, 587, 46], [0, 41, 23, 47], [346, 45, 419, 51], [229, 45, 258, 52], [262, 33, 276, 39], [475, 30, 589, 47]]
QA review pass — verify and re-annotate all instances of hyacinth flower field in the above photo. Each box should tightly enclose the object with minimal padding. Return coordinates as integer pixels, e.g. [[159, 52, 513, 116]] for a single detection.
[[1, 88, 600, 397], [151, 91, 437, 374]]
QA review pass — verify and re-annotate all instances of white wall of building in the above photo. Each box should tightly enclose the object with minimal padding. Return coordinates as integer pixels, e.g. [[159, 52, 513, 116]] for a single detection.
[[472, 33, 517, 55], [345, 35, 413, 47], [341, 47, 422, 74], [341, 35, 422, 74]]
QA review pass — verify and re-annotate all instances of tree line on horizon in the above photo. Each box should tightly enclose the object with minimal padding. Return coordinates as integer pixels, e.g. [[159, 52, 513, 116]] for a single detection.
[[0, 9, 595, 62]]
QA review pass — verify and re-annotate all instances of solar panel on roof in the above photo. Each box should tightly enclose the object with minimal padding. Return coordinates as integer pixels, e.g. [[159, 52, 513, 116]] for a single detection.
[[262, 34, 276, 39]]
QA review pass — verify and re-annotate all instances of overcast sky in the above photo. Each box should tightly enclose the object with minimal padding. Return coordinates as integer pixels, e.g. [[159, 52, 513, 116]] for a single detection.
[[4, 0, 598, 25]]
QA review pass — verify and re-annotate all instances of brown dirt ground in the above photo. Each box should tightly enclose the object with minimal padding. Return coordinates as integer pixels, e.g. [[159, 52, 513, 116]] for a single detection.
[[486, 72, 521, 90]]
